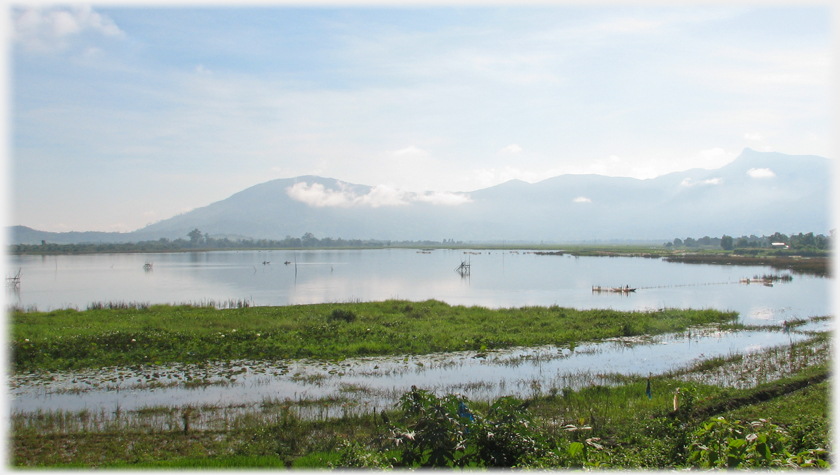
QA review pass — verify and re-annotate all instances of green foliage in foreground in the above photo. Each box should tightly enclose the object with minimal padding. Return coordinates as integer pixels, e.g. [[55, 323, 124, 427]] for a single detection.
[[10, 300, 736, 372], [331, 378, 830, 469], [36, 455, 290, 469], [12, 367, 830, 469]]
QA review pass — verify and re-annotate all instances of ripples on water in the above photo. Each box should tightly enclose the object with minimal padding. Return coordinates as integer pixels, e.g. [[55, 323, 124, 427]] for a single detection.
[[10, 318, 830, 420], [8, 250, 833, 431]]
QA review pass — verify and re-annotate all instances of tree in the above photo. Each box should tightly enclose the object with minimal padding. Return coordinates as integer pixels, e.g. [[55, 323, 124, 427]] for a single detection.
[[815, 234, 828, 250], [673, 238, 683, 247], [720, 235, 734, 250], [768, 232, 788, 244], [188, 228, 204, 245], [301, 232, 318, 247]]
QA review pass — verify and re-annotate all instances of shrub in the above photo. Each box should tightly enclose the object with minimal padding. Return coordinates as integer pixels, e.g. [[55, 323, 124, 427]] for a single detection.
[[382, 387, 548, 468], [688, 416, 829, 468], [328, 309, 356, 323]]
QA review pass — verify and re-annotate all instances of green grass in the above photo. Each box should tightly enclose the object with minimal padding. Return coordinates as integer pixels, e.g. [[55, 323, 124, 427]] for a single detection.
[[9, 299, 828, 469], [10, 300, 737, 372], [32, 455, 290, 469], [11, 360, 829, 469]]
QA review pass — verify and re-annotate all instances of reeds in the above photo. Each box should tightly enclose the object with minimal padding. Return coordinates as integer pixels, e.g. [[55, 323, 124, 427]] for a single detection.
[[87, 301, 151, 311], [12, 329, 828, 438], [10, 300, 738, 373]]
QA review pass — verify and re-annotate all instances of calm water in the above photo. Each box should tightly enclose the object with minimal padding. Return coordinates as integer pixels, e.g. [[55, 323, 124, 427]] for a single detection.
[[7, 249, 833, 416], [10, 322, 829, 415], [5, 249, 832, 325]]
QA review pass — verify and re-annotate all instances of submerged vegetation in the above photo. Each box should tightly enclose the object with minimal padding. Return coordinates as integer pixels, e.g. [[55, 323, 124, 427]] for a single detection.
[[10, 333, 830, 469], [663, 253, 830, 276], [10, 300, 736, 372]]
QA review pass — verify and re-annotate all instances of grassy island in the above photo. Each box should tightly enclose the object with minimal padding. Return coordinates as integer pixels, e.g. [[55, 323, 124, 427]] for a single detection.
[[9, 302, 830, 469], [11, 300, 737, 372]]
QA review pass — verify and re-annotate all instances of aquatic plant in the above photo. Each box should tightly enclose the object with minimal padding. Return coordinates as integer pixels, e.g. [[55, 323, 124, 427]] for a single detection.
[[10, 300, 738, 372], [688, 416, 829, 468]]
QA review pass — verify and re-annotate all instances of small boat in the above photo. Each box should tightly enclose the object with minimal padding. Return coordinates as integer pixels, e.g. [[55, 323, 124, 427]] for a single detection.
[[592, 286, 635, 293]]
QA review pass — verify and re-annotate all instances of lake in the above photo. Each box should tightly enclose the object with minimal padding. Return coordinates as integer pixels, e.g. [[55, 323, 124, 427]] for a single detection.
[[5, 249, 832, 326], [7, 249, 833, 419]]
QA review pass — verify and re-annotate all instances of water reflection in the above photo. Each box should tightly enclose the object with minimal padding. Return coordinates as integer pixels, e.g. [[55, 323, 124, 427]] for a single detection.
[[9, 321, 827, 415], [7, 251, 831, 325], [7, 250, 832, 422]]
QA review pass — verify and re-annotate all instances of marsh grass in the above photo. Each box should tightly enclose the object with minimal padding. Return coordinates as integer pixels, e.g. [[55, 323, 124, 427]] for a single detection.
[[13, 346, 829, 468], [10, 300, 737, 372], [9, 300, 828, 468], [12, 332, 828, 432], [668, 333, 831, 389]]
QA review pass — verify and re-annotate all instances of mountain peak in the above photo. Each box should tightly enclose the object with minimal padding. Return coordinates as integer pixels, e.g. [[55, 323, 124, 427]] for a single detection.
[[11, 150, 830, 244]]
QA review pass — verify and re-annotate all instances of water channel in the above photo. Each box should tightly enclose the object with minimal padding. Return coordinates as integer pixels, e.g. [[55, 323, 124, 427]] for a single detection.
[[6, 249, 834, 418]]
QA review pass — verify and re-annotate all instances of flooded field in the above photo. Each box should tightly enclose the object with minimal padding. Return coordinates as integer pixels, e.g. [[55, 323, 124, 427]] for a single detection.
[[10, 316, 830, 428], [8, 250, 833, 431]]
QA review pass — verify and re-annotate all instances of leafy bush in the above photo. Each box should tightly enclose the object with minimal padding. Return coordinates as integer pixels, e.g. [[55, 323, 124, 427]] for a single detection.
[[328, 309, 356, 323], [688, 416, 829, 468], [468, 397, 545, 466], [332, 442, 395, 468], [364, 387, 550, 468], [389, 387, 474, 467]]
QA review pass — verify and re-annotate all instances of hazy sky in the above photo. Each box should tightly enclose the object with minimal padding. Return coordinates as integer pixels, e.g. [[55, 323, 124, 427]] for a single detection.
[[8, 3, 834, 233]]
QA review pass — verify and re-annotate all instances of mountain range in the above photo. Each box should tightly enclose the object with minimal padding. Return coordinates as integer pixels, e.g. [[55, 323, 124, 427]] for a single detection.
[[9, 148, 833, 244]]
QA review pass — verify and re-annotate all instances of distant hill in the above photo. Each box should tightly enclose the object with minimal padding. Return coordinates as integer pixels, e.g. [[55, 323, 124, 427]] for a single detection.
[[9, 149, 832, 244]]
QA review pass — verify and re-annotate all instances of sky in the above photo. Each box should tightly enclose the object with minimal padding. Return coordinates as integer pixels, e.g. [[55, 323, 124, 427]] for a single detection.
[[6, 2, 836, 233]]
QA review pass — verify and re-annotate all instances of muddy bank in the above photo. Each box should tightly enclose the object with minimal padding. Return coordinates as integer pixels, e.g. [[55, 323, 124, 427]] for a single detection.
[[663, 254, 830, 276]]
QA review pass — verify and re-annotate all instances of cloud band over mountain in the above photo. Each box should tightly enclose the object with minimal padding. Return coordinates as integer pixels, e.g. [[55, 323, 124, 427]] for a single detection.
[[286, 182, 472, 208]]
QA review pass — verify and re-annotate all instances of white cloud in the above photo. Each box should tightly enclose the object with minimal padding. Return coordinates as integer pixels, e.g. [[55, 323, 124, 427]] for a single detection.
[[413, 191, 472, 206], [286, 182, 359, 207], [358, 185, 412, 207], [286, 182, 401, 207], [573, 196, 592, 203], [747, 168, 775, 178], [392, 146, 427, 156], [681, 177, 722, 187], [744, 132, 763, 141], [13, 5, 125, 52], [499, 144, 522, 154], [286, 182, 471, 208], [686, 47, 831, 95]]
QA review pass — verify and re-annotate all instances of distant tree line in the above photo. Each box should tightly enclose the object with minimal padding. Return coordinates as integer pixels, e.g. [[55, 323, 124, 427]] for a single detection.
[[10, 230, 454, 255], [665, 231, 832, 253]]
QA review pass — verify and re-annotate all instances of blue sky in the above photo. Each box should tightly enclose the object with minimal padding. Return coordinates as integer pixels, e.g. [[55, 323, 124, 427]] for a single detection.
[[8, 4, 834, 233]]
